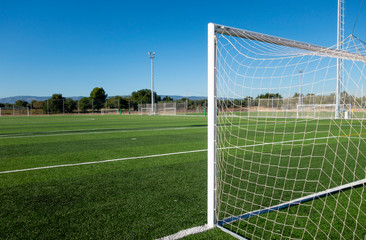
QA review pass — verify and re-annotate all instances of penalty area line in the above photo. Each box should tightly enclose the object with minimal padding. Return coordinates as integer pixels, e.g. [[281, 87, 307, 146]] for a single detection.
[[156, 224, 212, 240], [1, 131, 363, 175], [0, 149, 207, 174]]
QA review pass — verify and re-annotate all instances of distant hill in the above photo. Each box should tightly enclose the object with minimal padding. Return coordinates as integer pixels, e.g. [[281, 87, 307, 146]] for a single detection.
[[0, 95, 207, 104], [0, 96, 84, 104], [159, 95, 207, 101]]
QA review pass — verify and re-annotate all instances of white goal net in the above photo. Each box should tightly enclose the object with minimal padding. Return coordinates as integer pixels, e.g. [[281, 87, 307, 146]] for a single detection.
[[138, 102, 177, 115], [101, 109, 119, 115], [297, 104, 352, 119], [208, 23, 366, 239], [0, 107, 29, 116]]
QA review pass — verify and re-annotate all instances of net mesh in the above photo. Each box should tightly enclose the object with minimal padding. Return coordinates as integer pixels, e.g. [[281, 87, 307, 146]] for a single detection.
[[0, 107, 29, 116], [215, 27, 366, 239], [138, 102, 177, 115], [101, 109, 119, 115]]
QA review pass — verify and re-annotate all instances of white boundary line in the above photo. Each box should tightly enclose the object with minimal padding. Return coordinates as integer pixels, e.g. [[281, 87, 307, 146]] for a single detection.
[[156, 224, 212, 240], [0, 149, 207, 174], [0, 126, 207, 139], [1, 132, 362, 175]]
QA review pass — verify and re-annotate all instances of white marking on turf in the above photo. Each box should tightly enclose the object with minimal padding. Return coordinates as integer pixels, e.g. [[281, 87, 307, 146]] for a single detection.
[[0, 132, 361, 174], [0, 149, 208, 174], [156, 224, 212, 240], [0, 126, 206, 139]]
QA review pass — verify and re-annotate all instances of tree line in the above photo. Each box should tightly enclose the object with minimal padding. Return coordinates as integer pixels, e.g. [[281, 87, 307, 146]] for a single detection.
[[0, 87, 208, 114]]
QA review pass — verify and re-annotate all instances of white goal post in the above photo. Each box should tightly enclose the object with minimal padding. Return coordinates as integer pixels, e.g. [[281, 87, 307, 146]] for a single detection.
[[208, 23, 366, 239], [101, 108, 119, 115], [138, 102, 177, 115]]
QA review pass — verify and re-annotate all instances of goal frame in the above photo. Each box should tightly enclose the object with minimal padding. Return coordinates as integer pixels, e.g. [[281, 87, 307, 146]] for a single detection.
[[296, 103, 352, 119], [0, 107, 30, 116], [101, 108, 119, 115], [207, 22, 366, 236]]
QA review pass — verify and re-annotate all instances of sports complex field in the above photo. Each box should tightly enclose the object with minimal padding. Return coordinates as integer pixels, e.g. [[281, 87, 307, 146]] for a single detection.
[[1, 114, 365, 239], [0, 115, 228, 239]]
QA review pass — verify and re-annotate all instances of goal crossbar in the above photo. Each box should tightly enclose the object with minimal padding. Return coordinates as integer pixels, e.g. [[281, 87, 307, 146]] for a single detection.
[[214, 24, 366, 62]]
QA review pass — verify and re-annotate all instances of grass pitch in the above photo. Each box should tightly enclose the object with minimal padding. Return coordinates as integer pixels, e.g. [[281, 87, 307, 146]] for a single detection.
[[0, 115, 217, 239], [216, 115, 366, 239], [1, 114, 365, 239]]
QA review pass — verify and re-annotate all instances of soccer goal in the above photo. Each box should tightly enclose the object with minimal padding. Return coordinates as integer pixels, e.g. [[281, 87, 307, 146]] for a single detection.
[[208, 23, 366, 239], [0, 107, 29, 116], [101, 108, 119, 115], [138, 104, 153, 115], [297, 104, 352, 119], [138, 102, 177, 115]]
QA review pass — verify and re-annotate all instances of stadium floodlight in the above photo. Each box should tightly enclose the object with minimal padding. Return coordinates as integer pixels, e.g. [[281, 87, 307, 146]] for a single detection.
[[208, 22, 366, 239], [336, 0, 345, 119], [148, 52, 156, 115]]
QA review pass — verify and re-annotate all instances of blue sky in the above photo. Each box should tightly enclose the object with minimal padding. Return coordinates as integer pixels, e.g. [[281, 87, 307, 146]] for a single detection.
[[0, 0, 365, 98]]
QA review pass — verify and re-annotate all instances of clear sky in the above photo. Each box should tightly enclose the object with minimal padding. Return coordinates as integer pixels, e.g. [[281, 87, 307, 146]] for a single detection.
[[0, 0, 365, 98]]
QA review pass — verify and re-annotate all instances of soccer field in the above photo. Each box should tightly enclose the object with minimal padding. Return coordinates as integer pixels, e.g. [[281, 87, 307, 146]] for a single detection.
[[0, 115, 222, 239], [1, 115, 365, 239]]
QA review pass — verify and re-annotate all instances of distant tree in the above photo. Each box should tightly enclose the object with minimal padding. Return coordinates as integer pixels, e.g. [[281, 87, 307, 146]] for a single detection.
[[0, 103, 4, 108], [79, 97, 91, 113], [233, 99, 242, 107], [243, 96, 254, 107], [31, 100, 36, 108], [131, 89, 160, 103], [256, 93, 282, 99], [162, 96, 174, 101], [48, 94, 65, 113], [32, 101, 44, 109], [106, 96, 119, 109], [107, 96, 128, 109], [15, 100, 29, 108], [64, 98, 77, 113], [90, 87, 107, 110]]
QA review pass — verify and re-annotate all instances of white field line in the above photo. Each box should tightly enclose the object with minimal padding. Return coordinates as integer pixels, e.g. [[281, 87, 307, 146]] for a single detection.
[[0, 126, 207, 139], [1, 132, 363, 175], [0, 149, 208, 174], [156, 224, 212, 240]]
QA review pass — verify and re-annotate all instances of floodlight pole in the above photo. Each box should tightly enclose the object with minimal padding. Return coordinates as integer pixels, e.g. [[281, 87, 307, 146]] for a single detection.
[[148, 52, 156, 115], [336, 0, 345, 119]]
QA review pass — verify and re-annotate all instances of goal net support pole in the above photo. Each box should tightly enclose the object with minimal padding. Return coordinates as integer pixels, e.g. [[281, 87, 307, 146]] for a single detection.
[[207, 22, 216, 229]]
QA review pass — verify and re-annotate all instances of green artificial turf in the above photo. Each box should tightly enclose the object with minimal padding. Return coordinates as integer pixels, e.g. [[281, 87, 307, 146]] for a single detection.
[[0, 114, 365, 239]]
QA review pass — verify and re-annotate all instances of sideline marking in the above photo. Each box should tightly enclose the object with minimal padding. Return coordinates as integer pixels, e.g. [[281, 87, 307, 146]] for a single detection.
[[156, 224, 212, 240], [0, 149, 207, 174], [0, 126, 206, 139]]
